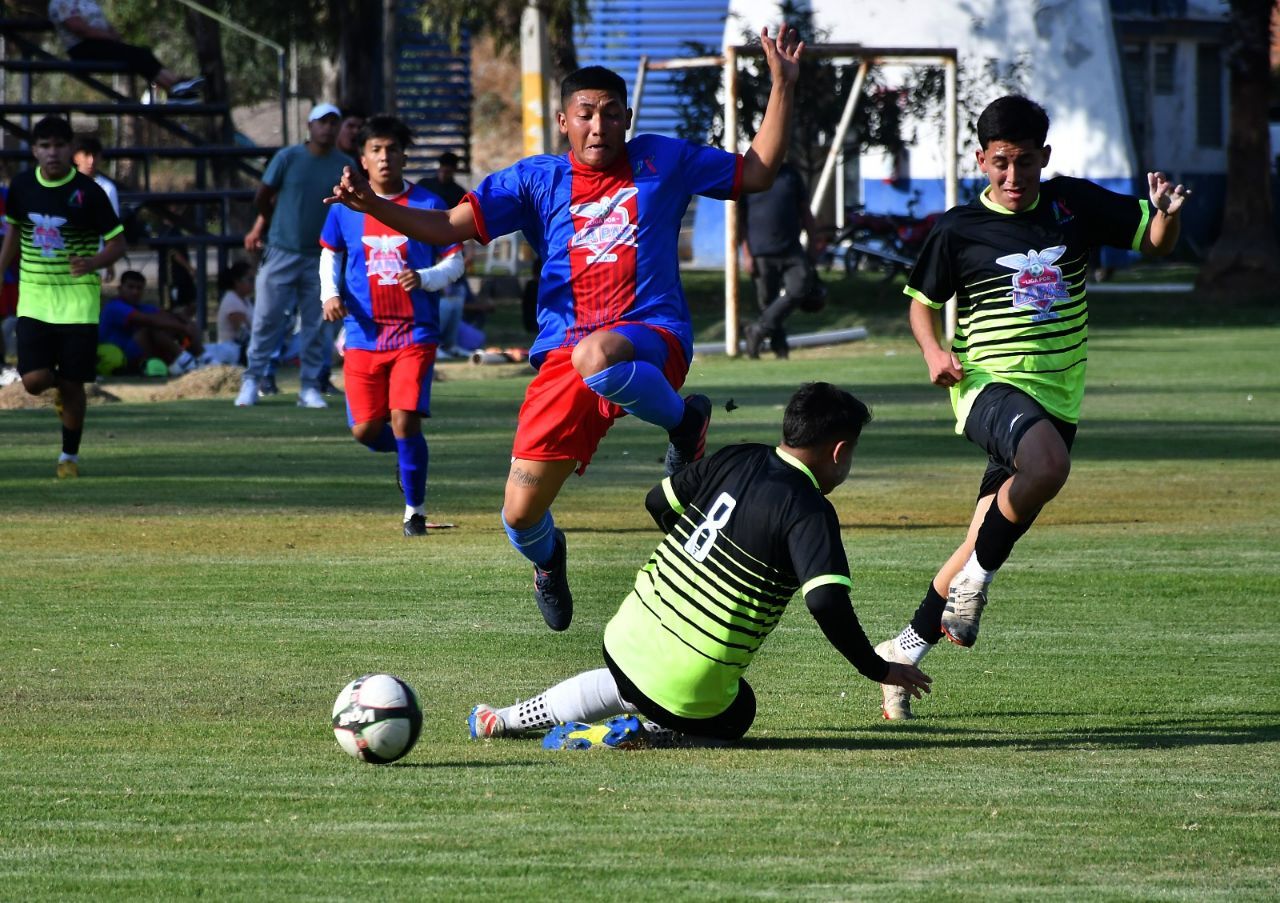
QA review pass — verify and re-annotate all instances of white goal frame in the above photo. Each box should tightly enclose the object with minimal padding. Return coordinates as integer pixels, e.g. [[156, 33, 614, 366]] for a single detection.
[[633, 44, 959, 354]]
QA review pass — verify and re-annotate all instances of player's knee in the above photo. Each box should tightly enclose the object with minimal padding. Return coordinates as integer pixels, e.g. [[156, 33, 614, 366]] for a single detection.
[[20, 373, 44, 396], [350, 421, 382, 446], [570, 339, 609, 377], [501, 505, 542, 531], [1021, 453, 1071, 500]]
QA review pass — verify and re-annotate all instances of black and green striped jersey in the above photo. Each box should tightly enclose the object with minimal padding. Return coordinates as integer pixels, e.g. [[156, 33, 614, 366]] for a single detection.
[[604, 443, 854, 719], [905, 177, 1151, 429], [4, 167, 122, 324]]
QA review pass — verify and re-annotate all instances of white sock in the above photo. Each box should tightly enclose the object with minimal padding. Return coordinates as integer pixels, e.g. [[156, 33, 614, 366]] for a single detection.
[[404, 504, 425, 522], [959, 552, 995, 585], [58, 452, 78, 463], [893, 626, 932, 665], [497, 668, 638, 734]]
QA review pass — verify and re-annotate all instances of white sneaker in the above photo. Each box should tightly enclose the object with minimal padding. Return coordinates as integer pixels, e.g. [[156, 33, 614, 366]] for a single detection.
[[876, 639, 915, 721], [297, 386, 328, 409], [0, 365, 20, 387], [234, 376, 258, 407], [943, 573, 991, 647], [168, 350, 196, 376]]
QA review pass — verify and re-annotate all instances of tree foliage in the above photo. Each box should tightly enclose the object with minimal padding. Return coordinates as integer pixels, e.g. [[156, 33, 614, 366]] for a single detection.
[[413, 0, 589, 80]]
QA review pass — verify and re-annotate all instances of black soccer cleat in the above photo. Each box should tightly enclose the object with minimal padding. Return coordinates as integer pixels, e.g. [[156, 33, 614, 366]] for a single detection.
[[664, 393, 712, 477], [403, 514, 428, 537], [533, 528, 573, 631]]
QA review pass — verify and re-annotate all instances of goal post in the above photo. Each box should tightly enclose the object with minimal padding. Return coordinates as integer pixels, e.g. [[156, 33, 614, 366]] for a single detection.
[[635, 44, 959, 354]]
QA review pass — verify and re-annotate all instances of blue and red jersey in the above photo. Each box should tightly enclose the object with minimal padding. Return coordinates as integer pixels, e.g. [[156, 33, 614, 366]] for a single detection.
[[464, 134, 743, 367], [319, 183, 461, 352]]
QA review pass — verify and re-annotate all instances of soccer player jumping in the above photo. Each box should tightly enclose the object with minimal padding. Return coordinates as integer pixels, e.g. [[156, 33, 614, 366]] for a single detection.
[[875, 95, 1190, 720], [328, 26, 805, 631], [319, 115, 464, 536]]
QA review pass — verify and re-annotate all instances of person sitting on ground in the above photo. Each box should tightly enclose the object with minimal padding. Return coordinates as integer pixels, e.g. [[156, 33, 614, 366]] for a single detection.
[[467, 382, 932, 748], [98, 270, 202, 375], [47, 0, 204, 100]]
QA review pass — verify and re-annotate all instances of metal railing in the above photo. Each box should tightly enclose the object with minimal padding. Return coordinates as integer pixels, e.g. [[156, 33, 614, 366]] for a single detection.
[[170, 0, 289, 144]]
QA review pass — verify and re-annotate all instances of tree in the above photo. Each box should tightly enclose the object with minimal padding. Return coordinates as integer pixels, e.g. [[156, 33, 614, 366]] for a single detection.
[[1195, 0, 1280, 297], [414, 0, 588, 83]]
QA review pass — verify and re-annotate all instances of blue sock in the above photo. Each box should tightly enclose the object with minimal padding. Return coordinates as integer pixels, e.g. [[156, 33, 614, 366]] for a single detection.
[[396, 433, 428, 507], [361, 422, 397, 453], [582, 361, 683, 430], [502, 509, 556, 567]]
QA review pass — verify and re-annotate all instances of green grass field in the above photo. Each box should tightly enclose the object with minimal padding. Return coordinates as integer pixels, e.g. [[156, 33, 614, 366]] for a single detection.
[[1, 282, 1278, 900]]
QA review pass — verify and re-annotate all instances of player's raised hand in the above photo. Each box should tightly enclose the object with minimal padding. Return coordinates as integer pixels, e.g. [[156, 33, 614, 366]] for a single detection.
[[1147, 171, 1190, 216], [327, 165, 375, 212], [882, 662, 933, 700], [760, 24, 804, 87]]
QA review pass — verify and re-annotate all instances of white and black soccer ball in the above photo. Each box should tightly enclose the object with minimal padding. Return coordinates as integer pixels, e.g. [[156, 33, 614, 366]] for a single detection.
[[332, 673, 423, 764]]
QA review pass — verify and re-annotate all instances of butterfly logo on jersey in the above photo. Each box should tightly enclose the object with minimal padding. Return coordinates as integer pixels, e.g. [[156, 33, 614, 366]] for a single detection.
[[362, 234, 410, 285], [996, 246, 1068, 321], [569, 187, 638, 264], [30, 213, 68, 257]]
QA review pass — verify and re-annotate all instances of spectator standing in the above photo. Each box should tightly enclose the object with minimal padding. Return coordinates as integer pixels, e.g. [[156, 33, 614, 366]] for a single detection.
[[738, 160, 825, 359], [237, 103, 353, 408]]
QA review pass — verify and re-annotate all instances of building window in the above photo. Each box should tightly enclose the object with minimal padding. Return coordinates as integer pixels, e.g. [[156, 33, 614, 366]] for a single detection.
[[1153, 43, 1176, 95], [1196, 43, 1223, 148]]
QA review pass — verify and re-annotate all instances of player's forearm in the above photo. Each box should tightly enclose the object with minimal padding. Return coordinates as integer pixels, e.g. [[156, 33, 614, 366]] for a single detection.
[[909, 299, 945, 357], [806, 587, 889, 682], [95, 236, 127, 268], [740, 80, 796, 193], [366, 198, 458, 246], [1144, 209, 1181, 257]]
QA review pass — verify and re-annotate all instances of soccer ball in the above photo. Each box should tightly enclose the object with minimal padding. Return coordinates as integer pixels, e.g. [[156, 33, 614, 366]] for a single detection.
[[331, 673, 423, 764]]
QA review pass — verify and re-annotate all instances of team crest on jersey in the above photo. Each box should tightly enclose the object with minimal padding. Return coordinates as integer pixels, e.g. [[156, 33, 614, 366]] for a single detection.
[[30, 213, 67, 257], [362, 234, 410, 284], [569, 187, 638, 264], [996, 246, 1069, 321]]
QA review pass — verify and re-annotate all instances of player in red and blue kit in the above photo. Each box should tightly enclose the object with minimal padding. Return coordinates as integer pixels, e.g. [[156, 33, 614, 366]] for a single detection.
[[328, 25, 805, 630], [319, 115, 464, 537]]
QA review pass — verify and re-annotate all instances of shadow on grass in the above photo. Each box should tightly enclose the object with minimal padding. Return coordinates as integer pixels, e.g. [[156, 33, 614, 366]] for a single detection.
[[742, 715, 1280, 752]]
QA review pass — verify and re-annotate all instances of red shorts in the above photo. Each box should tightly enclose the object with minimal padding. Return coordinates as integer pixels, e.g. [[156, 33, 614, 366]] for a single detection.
[[343, 343, 437, 424], [512, 329, 688, 474]]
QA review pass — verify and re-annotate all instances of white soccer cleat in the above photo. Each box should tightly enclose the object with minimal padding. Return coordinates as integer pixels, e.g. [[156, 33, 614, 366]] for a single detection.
[[876, 639, 915, 721], [943, 573, 991, 647], [468, 704, 506, 739]]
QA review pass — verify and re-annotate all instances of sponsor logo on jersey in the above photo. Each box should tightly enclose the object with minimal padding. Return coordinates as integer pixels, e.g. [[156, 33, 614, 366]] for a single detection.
[[996, 246, 1068, 321], [362, 234, 410, 285], [30, 212, 67, 257], [1051, 198, 1074, 224], [569, 187, 639, 264], [633, 155, 659, 179], [68, 188, 84, 208]]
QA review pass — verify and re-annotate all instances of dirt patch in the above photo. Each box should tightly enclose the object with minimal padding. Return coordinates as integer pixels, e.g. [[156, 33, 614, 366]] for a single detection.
[[145, 365, 243, 401], [0, 381, 121, 410]]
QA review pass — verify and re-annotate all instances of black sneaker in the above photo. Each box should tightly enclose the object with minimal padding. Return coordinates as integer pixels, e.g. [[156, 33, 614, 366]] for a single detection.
[[403, 514, 428, 537], [743, 323, 765, 359], [664, 393, 712, 477], [319, 376, 342, 397], [257, 374, 280, 397], [533, 528, 572, 631]]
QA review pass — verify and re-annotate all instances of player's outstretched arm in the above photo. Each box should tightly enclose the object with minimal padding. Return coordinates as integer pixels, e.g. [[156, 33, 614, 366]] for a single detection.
[[740, 24, 804, 194], [1140, 171, 1190, 257], [327, 166, 478, 246]]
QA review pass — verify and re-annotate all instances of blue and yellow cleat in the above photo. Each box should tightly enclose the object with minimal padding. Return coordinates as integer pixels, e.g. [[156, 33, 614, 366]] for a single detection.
[[542, 715, 644, 750]]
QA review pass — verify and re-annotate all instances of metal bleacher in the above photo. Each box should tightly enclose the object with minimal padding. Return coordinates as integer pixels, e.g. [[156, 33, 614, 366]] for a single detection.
[[0, 7, 277, 327]]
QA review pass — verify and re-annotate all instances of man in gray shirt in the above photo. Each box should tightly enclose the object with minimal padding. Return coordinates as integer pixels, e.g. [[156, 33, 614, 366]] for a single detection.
[[236, 103, 353, 408]]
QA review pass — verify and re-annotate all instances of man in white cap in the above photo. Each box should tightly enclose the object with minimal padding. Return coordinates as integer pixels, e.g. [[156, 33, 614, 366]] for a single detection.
[[237, 103, 354, 408]]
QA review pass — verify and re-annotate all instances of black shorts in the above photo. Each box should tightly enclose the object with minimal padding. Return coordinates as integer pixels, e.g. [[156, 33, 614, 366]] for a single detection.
[[604, 646, 757, 742], [964, 382, 1077, 500], [16, 317, 99, 383]]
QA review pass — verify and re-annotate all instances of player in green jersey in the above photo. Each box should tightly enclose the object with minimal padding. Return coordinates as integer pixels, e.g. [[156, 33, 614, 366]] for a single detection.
[[466, 382, 932, 747], [0, 115, 124, 478], [875, 95, 1191, 720]]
